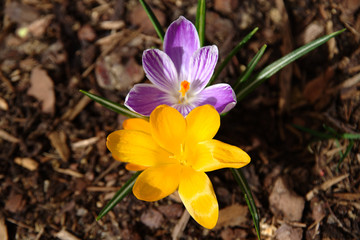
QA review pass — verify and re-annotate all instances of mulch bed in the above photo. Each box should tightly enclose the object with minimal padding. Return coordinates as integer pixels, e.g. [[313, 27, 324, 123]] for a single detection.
[[0, 0, 359, 239]]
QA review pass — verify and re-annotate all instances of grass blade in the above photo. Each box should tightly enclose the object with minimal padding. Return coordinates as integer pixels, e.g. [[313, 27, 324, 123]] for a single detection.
[[80, 90, 147, 119], [195, 0, 206, 47], [236, 28, 346, 101], [139, 0, 165, 41], [341, 133, 360, 139], [234, 44, 267, 93], [231, 168, 261, 240], [208, 27, 259, 86], [96, 171, 142, 221], [292, 124, 334, 139]]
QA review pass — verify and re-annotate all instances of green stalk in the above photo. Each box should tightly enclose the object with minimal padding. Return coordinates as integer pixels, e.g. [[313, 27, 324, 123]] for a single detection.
[[96, 171, 142, 221], [195, 0, 206, 47], [80, 90, 147, 119], [208, 27, 259, 86], [139, 0, 165, 41], [231, 168, 261, 240]]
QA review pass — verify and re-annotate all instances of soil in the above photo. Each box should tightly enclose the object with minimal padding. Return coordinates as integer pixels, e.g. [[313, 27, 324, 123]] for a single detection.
[[0, 0, 359, 239]]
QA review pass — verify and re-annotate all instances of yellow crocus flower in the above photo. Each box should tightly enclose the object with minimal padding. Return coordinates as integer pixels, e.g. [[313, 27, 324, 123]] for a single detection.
[[106, 104, 250, 229]]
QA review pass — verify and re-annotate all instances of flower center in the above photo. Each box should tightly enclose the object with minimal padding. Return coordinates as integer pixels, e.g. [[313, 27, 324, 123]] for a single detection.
[[178, 80, 190, 97], [170, 144, 187, 165]]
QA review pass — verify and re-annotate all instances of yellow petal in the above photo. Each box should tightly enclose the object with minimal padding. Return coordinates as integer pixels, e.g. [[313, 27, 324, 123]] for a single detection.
[[125, 163, 148, 171], [194, 139, 250, 172], [106, 130, 174, 167], [178, 167, 218, 229], [133, 164, 181, 201], [185, 105, 220, 143], [123, 118, 150, 134], [150, 105, 186, 155]]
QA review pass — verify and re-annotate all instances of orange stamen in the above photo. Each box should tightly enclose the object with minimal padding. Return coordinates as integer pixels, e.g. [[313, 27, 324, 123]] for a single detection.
[[179, 80, 190, 97]]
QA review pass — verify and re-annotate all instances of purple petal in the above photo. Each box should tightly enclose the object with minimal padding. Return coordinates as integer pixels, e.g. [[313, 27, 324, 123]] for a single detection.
[[125, 84, 173, 116], [188, 46, 218, 93], [197, 84, 236, 114], [164, 16, 200, 80], [142, 49, 178, 91], [172, 104, 195, 117]]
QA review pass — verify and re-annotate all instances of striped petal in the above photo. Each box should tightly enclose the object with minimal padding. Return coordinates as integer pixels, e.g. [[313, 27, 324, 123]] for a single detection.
[[164, 16, 200, 80], [142, 49, 179, 91], [197, 84, 236, 114], [188, 46, 218, 93], [125, 84, 174, 116], [133, 164, 181, 201], [178, 167, 218, 229]]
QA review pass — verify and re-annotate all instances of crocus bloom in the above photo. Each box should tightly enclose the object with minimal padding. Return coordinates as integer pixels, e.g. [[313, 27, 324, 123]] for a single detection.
[[106, 105, 250, 228], [125, 16, 236, 117]]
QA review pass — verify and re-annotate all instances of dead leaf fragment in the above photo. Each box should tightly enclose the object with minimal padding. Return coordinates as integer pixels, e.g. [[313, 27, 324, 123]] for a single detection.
[[5, 190, 26, 213], [27, 67, 55, 114], [14, 157, 39, 171], [48, 131, 70, 162], [275, 224, 303, 240], [27, 15, 53, 38], [95, 56, 143, 93], [140, 208, 164, 229], [215, 204, 248, 229], [303, 67, 334, 103], [269, 177, 305, 222]]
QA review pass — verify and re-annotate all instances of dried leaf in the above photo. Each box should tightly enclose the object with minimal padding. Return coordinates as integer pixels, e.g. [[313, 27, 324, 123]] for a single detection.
[[215, 204, 248, 229], [27, 67, 55, 114]]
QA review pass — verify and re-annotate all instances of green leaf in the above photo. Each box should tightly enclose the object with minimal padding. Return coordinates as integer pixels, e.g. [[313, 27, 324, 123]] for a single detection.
[[208, 27, 259, 86], [234, 44, 267, 93], [80, 90, 148, 119], [139, 0, 165, 41], [96, 171, 142, 221], [236, 28, 346, 101], [231, 168, 261, 240], [195, 0, 206, 47]]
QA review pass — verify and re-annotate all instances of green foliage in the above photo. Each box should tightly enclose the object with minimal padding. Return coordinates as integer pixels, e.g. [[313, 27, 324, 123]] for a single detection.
[[208, 27, 259, 86], [231, 168, 261, 240], [294, 124, 359, 171], [236, 29, 346, 101], [139, 0, 165, 41], [195, 0, 206, 47], [79, 90, 147, 119]]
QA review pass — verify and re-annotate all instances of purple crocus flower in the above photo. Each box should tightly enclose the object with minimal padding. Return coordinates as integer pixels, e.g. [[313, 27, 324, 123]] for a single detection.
[[125, 16, 236, 116]]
